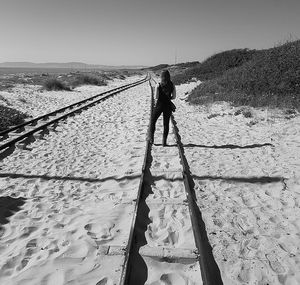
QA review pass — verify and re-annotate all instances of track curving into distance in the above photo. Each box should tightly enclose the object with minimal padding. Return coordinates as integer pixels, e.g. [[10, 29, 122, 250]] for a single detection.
[[0, 76, 149, 155]]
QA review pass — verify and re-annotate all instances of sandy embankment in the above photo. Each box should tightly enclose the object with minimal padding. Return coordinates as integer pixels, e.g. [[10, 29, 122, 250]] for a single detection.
[[0, 80, 150, 284], [174, 82, 300, 285]]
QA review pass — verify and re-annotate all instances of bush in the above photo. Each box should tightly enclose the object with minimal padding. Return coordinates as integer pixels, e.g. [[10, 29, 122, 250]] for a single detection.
[[234, 108, 253, 118], [0, 105, 29, 131], [188, 40, 300, 109], [72, 75, 106, 87], [43, 79, 70, 91], [172, 49, 259, 85]]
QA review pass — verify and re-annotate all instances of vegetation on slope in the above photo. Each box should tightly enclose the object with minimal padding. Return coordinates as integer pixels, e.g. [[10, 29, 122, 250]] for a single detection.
[[71, 74, 107, 88], [0, 69, 142, 91], [43, 79, 71, 91], [172, 49, 260, 85], [188, 40, 300, 109], [146, 62, 200, 78], [0, 105, 29, 131]]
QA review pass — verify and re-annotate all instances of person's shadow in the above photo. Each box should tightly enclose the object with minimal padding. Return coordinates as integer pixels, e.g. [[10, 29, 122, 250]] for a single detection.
[[183, 142, 274, 149]]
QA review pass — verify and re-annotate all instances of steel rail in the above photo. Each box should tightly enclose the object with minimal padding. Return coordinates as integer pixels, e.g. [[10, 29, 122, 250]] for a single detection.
[[119, 78, 154, 285], [0, 76, 149, 152], [0, 76, 147, 137], [170, 115, 222, 285], [150, 75, 222, 285]]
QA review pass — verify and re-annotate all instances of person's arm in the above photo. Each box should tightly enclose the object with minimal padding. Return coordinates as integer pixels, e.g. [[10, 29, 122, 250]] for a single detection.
[[171, 84, 176, 100], [155, 84, 159, 100]]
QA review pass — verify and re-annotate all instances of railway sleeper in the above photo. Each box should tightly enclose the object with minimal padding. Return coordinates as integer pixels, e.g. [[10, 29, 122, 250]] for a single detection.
[[98, 245, 199, 261]]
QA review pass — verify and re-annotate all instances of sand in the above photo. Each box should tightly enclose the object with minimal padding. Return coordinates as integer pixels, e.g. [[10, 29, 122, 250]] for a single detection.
[[0, 75, 299, 285], [0, 77, 150, 284], [174, 82, 300, 285]]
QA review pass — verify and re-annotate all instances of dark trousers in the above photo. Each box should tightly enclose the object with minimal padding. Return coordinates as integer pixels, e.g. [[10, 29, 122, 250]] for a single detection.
[[150, 103, 172, 144]]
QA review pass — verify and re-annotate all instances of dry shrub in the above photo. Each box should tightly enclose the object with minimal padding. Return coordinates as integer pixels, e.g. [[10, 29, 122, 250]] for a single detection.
[[72, 75, 106, 87], [43, 79, 70, 91], [189, 40, 300, 109], [0, 105, 29, 131]]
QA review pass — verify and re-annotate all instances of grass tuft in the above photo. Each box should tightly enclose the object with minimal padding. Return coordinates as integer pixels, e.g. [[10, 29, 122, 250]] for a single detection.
[[0, 105, 30, 131], [72, 75, 106, 87], [43, 79, 71, 91], [234, 107, 253, 118]]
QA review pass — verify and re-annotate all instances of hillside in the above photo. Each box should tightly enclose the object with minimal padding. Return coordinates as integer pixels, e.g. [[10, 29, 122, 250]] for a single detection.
[[171, 49, 263, 85], [188, 40, 300, 109]]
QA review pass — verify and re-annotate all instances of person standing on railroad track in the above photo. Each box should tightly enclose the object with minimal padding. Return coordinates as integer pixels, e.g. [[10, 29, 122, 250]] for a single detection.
[[149, 70, 176, 146]]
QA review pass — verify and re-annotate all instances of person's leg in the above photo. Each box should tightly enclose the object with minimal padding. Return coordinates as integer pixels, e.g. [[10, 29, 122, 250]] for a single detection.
[[162, 108, 172, 146], [149, 104, 163, 143]]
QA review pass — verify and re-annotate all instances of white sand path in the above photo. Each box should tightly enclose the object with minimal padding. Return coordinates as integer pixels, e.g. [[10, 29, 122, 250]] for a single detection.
[[0, 79, 150, 285]]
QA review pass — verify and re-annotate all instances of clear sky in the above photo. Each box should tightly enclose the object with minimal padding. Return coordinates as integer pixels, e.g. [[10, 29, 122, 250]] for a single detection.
[[0, 0, 299, 65]]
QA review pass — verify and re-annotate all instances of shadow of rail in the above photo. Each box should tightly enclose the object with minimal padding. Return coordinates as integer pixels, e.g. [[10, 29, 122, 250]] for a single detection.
[[183, 143, 274, 149], [0, 172, 141, 183], [192, 175, 283, 184]]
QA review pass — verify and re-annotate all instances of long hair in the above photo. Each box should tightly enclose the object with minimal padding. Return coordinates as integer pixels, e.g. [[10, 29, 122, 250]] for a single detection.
[[160, 70, 173, 95]]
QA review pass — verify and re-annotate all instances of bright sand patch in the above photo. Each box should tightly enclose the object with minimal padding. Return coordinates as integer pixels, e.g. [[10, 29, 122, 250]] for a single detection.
[[0, 79, 150, 284], [174, 82, 300, 284]]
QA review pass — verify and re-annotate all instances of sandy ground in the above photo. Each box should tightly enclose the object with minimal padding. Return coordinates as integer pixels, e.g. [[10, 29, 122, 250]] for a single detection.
[[0, 76, 299, 285], [174, 82, 300, 285], [0, 75, 141, 117], [0, 78, 150, 284], [137, 81, 202, 285]]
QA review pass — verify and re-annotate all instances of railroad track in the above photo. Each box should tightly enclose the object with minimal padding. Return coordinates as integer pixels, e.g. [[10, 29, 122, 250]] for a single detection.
[[0, 73, 222, 284], [119, 76, 223, 285], [0, 75, 149, 155]]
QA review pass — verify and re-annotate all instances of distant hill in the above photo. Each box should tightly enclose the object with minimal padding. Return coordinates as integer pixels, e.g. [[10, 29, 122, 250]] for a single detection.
[[0, 62, 147, 70]]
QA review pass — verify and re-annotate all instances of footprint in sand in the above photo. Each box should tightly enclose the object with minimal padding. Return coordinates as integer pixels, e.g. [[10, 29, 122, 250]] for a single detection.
[[161, 273, 181, 285], [16, 257, 30, 271], [20, 226, 38, 238], [25, 238, 37, 248], [149, 273, 190, 285], [235, 215, 255, 235], [266, 253, 286, 274], [96, 277, 115, 285], [84, 222, 115, 242]]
